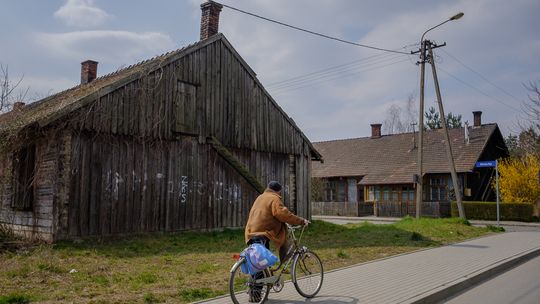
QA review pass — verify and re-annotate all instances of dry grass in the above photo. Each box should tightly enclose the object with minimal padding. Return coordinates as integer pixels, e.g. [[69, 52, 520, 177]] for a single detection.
[[0, 218, 496, 303]]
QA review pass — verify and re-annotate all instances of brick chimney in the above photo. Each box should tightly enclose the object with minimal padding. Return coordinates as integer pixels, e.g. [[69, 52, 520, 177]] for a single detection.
[[81, 60, 98, 85], [371, 123, 382, 139], [200, 0, 223, 40], [473, 111, 482, 127], [13, 101, 25, 111]]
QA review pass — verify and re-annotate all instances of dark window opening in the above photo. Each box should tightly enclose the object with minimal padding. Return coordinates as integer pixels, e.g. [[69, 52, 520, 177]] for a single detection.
[[12, 144, 36, 211]]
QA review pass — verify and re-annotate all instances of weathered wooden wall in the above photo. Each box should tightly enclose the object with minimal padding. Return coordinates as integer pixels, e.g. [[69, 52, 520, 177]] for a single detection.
[[62, 38, 314, 237], [0, 131, 70, 241], [65, 132, 307, 237], [1, 36, 315, 240], [72, 39, 311, 157]]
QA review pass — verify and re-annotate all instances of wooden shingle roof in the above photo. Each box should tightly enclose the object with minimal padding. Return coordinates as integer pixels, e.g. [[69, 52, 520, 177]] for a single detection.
[[312, 124, 502, 185]]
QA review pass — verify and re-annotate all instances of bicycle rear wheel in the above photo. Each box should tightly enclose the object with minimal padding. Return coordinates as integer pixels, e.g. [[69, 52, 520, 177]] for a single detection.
[[291, 249, 323, 298], [229, 258, 271, 304]]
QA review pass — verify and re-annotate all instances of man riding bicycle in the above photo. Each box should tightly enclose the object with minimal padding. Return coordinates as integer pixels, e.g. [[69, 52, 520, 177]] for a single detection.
[[244, 181, 309, 302]]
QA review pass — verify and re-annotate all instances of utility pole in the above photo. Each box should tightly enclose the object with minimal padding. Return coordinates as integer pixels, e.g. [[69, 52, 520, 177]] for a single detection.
[[426, 41, 465, 218], [412, 12, 465, 219], [415, 40, 427, 219]]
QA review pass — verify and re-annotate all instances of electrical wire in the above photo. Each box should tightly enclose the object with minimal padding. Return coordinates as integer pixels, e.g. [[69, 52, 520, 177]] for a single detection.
[[219, 1, 413, 55], [437, 66, 521, 112], [267, 52, 393, 87], [267, 42, 418, 90], [268, 53, 405, 90], [441, 49, 524, 103], [272, 57, 410, 94]]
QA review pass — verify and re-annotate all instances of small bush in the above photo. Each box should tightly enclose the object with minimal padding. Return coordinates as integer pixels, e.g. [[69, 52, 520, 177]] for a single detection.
[[451, 201, 534, 222], [0, 293, 31, 304], [410, 232, 423, 241], [336, 250, 349, 259], [486, 225, 505, 232]]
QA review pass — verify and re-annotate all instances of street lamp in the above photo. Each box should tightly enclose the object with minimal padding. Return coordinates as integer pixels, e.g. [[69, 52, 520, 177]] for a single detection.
[[421, 12, 464, 44], [415, 12, 464, 219]]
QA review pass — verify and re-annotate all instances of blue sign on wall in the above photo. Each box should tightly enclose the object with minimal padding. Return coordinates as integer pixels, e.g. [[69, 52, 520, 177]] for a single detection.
[[475, 160, 497, 168]]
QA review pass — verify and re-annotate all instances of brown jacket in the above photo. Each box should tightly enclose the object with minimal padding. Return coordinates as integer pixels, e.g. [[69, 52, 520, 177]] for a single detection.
[[244, 189, 304, 251]]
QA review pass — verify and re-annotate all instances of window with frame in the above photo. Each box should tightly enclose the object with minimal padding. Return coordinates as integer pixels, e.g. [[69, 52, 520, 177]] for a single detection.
[[325, 179, 347, 202], [12, 144, 36, 211], [429, 175, 450, 201]]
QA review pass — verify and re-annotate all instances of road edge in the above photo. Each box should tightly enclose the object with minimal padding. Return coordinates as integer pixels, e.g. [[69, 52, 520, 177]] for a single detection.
[[406, 245, 540, 304]]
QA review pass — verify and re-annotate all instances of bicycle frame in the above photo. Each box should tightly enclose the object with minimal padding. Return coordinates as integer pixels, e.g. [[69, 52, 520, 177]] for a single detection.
[[252, 224, 307, 287]]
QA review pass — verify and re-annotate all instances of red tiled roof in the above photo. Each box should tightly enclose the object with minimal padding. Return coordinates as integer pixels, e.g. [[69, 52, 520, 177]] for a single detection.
[[312, 124, 500, 185]]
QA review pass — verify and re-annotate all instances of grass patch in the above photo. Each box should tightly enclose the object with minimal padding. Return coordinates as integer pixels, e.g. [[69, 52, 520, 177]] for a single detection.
[[0, 218, 497, 303], [179, 288, 222, 302], [0, 293, 32, 304], [143, 292, 160, 303], [486, 225, 506, 232]]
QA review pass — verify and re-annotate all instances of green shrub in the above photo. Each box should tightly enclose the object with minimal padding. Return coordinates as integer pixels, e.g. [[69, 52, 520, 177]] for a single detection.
[[0, 293, 31, 304], [451, 201, 534, 221]]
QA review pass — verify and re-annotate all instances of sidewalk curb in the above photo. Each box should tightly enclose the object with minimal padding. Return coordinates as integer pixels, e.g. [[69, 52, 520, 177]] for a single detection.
[[406, 244, 540, 303]]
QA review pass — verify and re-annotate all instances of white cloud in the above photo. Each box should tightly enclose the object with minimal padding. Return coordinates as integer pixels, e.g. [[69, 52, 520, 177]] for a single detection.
[[54, 0, 112, 27], [34, 30, 174, 64]]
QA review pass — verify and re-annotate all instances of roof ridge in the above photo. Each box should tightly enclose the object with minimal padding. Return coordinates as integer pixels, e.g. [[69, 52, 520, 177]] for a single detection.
[[314, 124, 497, 144], [24, 40, 202, 111]]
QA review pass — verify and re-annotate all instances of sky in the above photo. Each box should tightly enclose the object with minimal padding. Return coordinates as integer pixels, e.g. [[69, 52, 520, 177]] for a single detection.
[[1, 0, 539, 142]]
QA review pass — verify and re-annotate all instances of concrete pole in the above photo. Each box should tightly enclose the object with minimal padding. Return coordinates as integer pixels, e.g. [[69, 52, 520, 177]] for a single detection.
[[415, 40, 427, 219], [427, 42, 466, 219]]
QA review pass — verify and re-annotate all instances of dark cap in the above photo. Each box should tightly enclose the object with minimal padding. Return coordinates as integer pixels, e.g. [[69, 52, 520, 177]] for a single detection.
[[268, 181, 282, 192]]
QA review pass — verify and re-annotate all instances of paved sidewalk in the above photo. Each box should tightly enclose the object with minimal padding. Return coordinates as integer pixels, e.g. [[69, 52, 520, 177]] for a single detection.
[[199, 232, 540, 304]]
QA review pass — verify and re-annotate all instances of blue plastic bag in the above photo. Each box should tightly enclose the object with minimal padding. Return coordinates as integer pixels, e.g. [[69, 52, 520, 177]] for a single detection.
[[240, 243, 278, 275]]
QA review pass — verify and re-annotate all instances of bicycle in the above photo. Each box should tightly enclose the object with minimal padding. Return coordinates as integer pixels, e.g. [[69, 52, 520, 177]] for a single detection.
[[229, 223, 324, 304]]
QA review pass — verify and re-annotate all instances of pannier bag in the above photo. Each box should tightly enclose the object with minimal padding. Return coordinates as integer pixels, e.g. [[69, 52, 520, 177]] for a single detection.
[[240, 243, 278, 275]]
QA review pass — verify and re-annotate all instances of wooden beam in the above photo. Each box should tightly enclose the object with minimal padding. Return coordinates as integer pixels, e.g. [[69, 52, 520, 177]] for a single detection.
[[208, 136, 264, 194]]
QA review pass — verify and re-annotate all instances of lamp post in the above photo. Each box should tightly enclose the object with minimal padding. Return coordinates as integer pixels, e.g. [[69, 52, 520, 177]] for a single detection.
[[414, 12, 464, 219]]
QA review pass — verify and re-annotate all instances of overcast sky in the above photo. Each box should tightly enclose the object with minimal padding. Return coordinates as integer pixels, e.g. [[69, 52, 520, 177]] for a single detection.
[[1, 0, 539, 141]]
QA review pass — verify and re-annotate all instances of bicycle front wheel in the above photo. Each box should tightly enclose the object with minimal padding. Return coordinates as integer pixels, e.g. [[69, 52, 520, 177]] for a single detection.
[[229, 258, 271, 304], [291, 249, 324, 298]]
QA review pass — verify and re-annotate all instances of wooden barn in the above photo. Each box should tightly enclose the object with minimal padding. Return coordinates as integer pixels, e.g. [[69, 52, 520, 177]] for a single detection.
[[0, 1, 321, 241]]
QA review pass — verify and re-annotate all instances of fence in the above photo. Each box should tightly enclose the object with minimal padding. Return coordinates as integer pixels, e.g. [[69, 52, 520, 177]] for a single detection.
[[375, 201, 451, 218], [312, 201, 450, 218], [311, 201, 374, 217]]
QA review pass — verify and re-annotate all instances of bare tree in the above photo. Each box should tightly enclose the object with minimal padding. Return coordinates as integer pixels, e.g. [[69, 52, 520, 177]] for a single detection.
[[383, 94, 418, 134], [0, 64, 28, 114], [523, 81, 540, 132]]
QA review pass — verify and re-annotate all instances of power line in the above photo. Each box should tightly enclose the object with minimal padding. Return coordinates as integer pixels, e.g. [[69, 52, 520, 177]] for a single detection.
[[437, 66, 521, 112], [273, 57, 410, 94], [267, 42, 418, 90], [218, 2, 413, 55], [441, 49, 524, 103], [267, 52, 394, 87], [268, 53, 405, 90]]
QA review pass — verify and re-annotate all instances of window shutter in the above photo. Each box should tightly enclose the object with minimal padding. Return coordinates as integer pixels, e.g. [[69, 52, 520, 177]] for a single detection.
[[173, 81, 197, 135]]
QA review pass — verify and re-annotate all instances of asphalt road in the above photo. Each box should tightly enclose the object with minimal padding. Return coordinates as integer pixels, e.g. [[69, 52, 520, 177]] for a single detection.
[[445, 254, 540, 304]]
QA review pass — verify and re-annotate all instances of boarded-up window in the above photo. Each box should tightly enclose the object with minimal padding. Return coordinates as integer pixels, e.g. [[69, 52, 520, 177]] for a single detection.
[[12, 144, 36, 210], [173, 81, 197, 134]]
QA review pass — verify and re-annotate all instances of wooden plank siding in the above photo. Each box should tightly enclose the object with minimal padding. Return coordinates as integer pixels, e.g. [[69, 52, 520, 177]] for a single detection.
[[71, 40, 308, 156], [67, 133, 309, 237], [1, 36, 316, 240]]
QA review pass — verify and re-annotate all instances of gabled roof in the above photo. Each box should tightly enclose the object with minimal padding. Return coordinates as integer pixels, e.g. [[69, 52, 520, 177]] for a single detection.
[[0, 34, 321, 159], [312, 124, 504, 184]]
